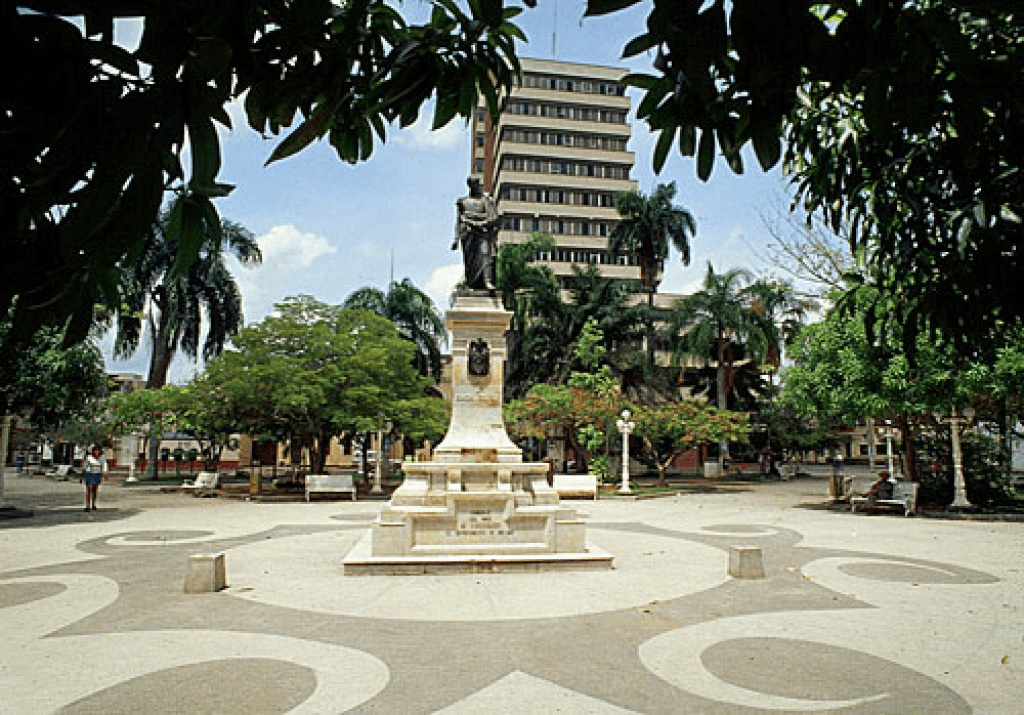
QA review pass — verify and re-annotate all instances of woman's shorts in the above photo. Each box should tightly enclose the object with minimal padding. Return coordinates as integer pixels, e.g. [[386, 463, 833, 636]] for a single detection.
[[84, 473, 102, 487]]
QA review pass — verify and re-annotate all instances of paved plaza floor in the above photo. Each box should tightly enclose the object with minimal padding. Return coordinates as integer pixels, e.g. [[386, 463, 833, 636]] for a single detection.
[[1, 472, 1021, 713]]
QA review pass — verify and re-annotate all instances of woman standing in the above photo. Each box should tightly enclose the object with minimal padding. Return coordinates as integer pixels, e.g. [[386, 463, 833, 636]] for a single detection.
[[83, 446, 107, 511]]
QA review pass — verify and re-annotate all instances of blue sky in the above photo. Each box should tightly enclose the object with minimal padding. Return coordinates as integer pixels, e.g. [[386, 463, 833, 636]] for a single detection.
[[103, 1, 794, 383]]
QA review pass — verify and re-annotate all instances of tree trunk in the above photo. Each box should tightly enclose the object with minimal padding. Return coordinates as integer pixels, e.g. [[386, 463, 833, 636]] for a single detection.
[[900, 416, 917, 481], [313, 428, 330, 474], [145, 312, 179, 390], [144, 315, 178, 479], [646, 290, 656, 368], [656, 463, 667, 488]]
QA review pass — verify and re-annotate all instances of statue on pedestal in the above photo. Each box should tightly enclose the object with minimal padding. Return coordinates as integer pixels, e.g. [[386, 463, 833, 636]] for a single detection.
[[453, 177, 498, 292]]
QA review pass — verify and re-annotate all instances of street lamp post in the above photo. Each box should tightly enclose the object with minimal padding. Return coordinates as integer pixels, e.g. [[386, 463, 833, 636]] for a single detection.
[[877, 420, 900, 478], [372, 420, 391, 495], [884, 421, 895, 477], [616, 410, 635, 495], [866, 417, 877, 472], [943, 405, 974, 510]]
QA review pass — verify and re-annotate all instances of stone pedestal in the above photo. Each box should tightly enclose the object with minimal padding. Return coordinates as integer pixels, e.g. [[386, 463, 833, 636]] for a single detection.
[[728, 546, 765, 579], [344, 293, 611, 575], [185, 552, 227, 592]]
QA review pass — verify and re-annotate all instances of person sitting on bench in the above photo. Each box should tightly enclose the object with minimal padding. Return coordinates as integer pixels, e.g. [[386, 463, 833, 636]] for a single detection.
[[865, 472, 894, 504]]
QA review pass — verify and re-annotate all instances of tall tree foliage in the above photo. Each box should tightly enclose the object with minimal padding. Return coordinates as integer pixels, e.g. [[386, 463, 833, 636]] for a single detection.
[[744, 278, 815, 375], [0, 317, 107, 434], [609, 182, 697, 293], [586, 0, 1022, 362], [670, 264, 773, 472], [779, 286, 992, 482], [344, 278, 446, 380], [496, 233, 560, 396], [634, 402, 750, 486], [115, 210, 262, 390], [506, 319, 624, 475], [508, 264, 647, 396], [3, 0, 526, 344], [201, 296, 446, 474]]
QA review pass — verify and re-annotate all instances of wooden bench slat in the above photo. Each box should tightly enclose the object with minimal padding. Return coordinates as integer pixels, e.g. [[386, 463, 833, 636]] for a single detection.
[[552, 474, 597, 500], [305, 474, 357, 501], [851, 481, 918, 516]]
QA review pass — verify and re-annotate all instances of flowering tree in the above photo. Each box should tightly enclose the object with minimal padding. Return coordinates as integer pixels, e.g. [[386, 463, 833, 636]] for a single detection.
[[635, 402, 751, 486], [505, 319, 623, 476]]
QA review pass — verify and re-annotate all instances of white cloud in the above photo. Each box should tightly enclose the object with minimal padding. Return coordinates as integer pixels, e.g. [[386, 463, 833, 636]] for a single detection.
[[425, 263, 464, 311], [257, 224, 337, 270], [659, 260, 704, 298], [392, 112, 467, 151]]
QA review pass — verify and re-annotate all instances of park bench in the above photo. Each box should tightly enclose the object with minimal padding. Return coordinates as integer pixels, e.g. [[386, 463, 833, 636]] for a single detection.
[[850, 481, 918, 517], [181, 471, 219, 494], [841, 475, 878, 502], [552, 473, 598, 500], [305, 473, 357, 502], [47, 464, 71, 480]]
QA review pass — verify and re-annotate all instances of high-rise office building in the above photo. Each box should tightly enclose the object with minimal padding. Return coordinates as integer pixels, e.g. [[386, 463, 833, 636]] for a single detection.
[[470, 58, 640, 286]]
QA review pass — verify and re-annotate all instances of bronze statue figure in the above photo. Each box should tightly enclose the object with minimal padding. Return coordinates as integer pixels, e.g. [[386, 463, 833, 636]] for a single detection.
[[453, 177, 499, 292]]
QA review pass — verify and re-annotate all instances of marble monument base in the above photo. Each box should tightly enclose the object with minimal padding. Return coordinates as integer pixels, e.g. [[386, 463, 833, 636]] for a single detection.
[[342, 532, 613, 576], [343, 290, 612, 575], [343, 461, 613, 575]]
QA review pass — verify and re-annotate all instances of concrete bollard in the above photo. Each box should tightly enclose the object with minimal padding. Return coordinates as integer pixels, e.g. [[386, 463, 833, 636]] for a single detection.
[[184, 552, 227, 593], [728, 545, 765, 579]]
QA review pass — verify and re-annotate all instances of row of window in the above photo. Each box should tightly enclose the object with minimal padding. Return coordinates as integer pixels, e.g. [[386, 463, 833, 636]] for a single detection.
[[506, 100, 627, 125], [538, 248, 637, 266], [501, 215, 615, 238], [500, 156, 630, 179], [521, 73, 627, 97], [502, 128, 628, 152], [555, 275, 636, 290], [499, 185, 617, 208]]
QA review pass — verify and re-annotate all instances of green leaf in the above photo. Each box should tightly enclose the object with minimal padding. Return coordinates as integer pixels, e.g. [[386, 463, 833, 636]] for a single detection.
[[266, 100, 336, 165], [186, 114, 221, 188], [478, 0, 503, 26], [697, 127, 716, 181], [187, 37, 233, 80], [432, 90, 460, 130], [751, 120, 781, 172], [622, 33, 658, 59], [357, 117, 373, 161], [652, 126, 676, 174], [192, 182, 235, 198], [622, 72, 659, 90], [585, 0, 643, 17], [678, 123, 696, 156]]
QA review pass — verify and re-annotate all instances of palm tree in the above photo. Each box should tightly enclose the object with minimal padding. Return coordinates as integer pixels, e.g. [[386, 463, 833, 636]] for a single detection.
[[610, 181, 697, 369], [344, 278, 446, 380], [495, 234, 561, 396], [502, 261, 648, 395], [114, 205, 261, 476], [743, 278, 814, 474], [744, 278, 816, 375], [115, 211, 262, 389], [670, 263, 771, 474], [609, 181, 697, 293]]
